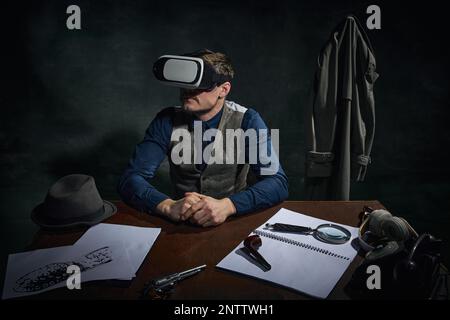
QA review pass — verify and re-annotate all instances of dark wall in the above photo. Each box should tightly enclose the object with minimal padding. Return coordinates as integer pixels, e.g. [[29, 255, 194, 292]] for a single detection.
[[2, 0, 449, 267]]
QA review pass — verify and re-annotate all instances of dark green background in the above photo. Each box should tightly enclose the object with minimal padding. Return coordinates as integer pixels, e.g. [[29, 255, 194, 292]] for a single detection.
[[1, 0, 449, 284]]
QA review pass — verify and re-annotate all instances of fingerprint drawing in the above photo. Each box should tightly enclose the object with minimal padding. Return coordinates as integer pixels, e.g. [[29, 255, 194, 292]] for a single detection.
[[14, 246, 113, 292]]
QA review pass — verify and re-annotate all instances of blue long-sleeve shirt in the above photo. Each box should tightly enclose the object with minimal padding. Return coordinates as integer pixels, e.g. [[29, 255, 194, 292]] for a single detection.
[[117, 102, 288, 215]]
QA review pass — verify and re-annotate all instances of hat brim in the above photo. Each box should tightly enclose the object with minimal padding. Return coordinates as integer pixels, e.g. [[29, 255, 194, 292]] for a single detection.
[[31, 200, 117, 231]]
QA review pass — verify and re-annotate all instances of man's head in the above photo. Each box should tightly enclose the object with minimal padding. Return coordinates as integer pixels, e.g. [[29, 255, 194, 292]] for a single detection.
[[180, 49, 234, 115]]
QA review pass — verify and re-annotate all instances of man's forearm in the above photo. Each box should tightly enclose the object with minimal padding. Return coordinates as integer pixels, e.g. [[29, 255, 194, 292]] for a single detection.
[[223, 197, 237, 217], [117, 172, 170, 213], [228, 174, 288, 215]]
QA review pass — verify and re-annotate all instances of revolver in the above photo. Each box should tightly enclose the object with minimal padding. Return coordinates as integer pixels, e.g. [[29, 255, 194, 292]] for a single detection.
[[141, 264, 206, 298]]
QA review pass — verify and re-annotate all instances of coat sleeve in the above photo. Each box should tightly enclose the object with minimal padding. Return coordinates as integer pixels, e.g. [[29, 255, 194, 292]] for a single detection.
[[351, 20, 378, 181]]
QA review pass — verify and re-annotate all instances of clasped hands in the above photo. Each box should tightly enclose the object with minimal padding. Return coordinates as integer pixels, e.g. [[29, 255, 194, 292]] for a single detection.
[[156, 192, 236, 227]]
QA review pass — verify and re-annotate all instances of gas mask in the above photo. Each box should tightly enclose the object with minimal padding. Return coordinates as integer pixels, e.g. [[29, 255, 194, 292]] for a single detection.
[[358, 207, 418, 261]]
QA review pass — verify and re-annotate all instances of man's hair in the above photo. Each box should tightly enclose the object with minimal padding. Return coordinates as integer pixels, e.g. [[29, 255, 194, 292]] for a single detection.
[[188, 49, 234, 80]]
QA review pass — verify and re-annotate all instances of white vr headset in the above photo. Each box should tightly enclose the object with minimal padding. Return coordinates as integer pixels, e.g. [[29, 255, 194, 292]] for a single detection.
[[153, 54, 231, 90]]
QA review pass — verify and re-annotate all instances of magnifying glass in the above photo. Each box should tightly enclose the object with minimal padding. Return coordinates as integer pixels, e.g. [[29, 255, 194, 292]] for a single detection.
[[265, 222, 351, 245]]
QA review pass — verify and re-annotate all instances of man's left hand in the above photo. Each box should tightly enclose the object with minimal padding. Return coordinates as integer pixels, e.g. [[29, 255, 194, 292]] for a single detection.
[[182, 192, 237, 227]]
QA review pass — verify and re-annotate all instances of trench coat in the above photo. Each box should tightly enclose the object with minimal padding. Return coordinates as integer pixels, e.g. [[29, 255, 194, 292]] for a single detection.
[[305, 16, 378, 200]]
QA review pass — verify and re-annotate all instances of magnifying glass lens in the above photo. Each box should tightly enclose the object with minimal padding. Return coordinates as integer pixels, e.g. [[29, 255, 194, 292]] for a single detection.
[[315, 224, 351, 244]]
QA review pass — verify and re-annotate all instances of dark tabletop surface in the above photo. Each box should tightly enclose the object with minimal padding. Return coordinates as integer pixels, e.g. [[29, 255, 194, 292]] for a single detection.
[[25, 200, 385, 300]]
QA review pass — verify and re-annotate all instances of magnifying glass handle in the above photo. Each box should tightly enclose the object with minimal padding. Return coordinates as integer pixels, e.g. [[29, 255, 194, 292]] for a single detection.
[[266, 223, 312, 233]]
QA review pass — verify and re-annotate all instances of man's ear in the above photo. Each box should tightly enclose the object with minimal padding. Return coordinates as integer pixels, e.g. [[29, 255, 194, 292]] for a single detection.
[[220, 82, 231, 97]]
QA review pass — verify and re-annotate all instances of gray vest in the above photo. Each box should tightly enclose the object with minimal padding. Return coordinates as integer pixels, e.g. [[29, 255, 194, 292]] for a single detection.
[[168, 101, 250, 199]]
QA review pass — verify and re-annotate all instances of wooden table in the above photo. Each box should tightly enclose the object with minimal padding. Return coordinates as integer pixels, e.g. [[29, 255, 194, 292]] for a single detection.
[[26, 200, 385, 300]]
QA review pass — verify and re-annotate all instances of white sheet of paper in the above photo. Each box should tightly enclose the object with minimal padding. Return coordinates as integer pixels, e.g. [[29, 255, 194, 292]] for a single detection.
[[74, 223, 161, 278], [217, 208, 360, 299], [2, 239, 134, 300]]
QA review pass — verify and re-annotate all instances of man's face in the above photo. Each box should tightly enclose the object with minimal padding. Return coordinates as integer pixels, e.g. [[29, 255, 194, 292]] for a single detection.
[[180, 85, 222, 114]]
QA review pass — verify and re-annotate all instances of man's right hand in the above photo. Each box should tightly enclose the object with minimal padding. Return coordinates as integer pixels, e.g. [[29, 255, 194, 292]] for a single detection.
[[156, 194, 201, 222]]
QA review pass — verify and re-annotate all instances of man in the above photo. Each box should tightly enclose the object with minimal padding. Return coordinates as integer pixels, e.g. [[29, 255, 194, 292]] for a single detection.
[[118, 49, 288, 227]]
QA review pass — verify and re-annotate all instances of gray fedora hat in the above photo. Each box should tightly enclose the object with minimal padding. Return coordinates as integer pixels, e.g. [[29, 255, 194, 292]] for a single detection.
[[31, 174, 117, 230]]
